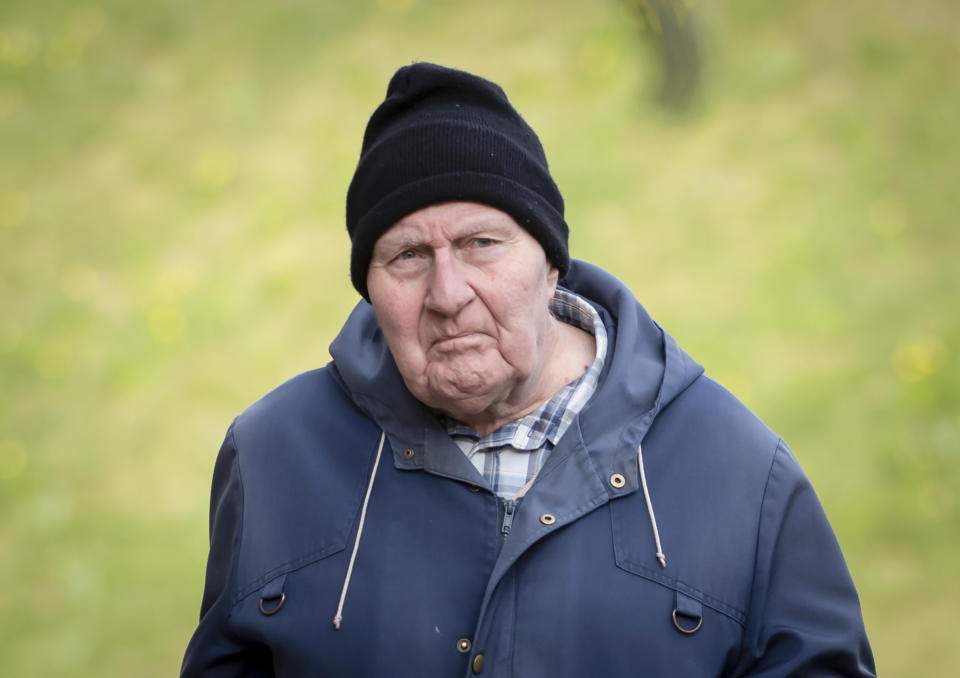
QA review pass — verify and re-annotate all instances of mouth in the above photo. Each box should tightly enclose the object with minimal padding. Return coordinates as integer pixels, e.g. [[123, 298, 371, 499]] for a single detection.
[[434, 331, 474, 343], [431, 331, 485, 349]]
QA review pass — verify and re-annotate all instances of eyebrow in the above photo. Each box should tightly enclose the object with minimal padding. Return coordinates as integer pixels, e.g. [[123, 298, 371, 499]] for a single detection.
[[375, 235, 424, 252], [385, 237, 423, 249]]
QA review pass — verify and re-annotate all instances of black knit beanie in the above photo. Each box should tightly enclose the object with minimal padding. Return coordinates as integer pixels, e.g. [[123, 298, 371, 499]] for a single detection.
[[346, 62, 569, 300]]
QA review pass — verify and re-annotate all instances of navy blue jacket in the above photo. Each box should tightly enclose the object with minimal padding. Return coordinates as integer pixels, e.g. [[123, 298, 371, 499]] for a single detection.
[[182, 260, 875, 677]]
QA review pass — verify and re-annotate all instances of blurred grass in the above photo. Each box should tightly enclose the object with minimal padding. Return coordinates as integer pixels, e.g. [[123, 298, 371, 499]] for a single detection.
[[1, 0, 957, 675]]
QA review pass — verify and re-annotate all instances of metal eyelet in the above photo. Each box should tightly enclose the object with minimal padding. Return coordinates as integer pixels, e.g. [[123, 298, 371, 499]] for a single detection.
[[672, 608, 702, 634], [609, 473, 626, 488], [402, 448, 415, 460], [259, 592, 286, 616]]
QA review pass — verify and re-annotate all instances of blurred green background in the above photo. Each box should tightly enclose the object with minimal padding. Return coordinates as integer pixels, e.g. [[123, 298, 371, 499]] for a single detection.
[[2, 0, 957, 675]]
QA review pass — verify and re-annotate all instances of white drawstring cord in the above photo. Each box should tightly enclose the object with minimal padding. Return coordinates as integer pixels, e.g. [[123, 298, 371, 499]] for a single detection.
[[333, 431, 386, 630], [637, 443, 667, 568]]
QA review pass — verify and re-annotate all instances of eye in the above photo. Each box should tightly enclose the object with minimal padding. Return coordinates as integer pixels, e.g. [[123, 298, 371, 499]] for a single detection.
[[394, 249, 419, 261], [472, 237, 496, 248]]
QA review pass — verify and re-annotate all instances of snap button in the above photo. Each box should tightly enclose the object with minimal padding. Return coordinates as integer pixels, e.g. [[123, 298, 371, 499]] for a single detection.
[[609, 473, 626, 489], [539, 513, 556, 525], [402, 448, 415, 460], [456, 638, 472, 653], [472, 653, 485, 673]]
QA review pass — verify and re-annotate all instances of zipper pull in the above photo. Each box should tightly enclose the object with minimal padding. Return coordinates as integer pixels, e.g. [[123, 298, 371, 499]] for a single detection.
[[501, 498, 517, 537]]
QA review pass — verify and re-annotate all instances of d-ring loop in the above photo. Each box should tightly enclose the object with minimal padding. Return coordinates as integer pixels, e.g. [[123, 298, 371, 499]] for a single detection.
[[259, 592, 286, 616], [672, 608, 702, 634]]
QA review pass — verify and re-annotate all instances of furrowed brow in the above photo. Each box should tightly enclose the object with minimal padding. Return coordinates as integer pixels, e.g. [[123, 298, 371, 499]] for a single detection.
[[453, 222, 510, 240], [375, 234, 424, 256]]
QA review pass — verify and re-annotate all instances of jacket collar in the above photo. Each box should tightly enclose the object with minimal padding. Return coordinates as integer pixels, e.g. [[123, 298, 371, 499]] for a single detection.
[[328, 259, 704, 478]]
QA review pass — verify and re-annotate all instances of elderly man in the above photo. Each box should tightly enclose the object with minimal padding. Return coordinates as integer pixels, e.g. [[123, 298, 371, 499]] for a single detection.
[[182, 63, 875, 677]]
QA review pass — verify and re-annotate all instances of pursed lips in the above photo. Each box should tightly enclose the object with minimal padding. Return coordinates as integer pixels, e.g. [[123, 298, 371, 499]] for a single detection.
[[430, 331, 486, 350]]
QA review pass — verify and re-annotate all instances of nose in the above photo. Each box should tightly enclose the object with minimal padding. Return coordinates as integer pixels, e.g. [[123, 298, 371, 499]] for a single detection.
[[424, 251, 475, 316]]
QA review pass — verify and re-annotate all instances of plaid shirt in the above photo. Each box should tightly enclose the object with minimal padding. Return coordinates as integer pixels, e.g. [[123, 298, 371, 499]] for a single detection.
[[446, 287, 607, 498]]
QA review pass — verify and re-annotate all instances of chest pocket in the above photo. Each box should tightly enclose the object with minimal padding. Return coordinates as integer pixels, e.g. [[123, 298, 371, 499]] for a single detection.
[[230, 425, 381, 607], [609, 491, 750, 629]]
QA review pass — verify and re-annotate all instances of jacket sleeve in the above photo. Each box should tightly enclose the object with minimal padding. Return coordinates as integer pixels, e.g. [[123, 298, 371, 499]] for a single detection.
[[735, 440, 876, 677], [180, 422, 273, 677]]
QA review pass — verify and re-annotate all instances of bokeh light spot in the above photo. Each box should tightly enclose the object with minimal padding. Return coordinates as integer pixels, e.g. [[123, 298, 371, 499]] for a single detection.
[[153, 264, 196, 302], [147, 302, 186, 343], [892, 337, 947, 382], [0, 440, 29, 480], [60, 264, 101, 302], [0, 26, 40, 67], [192, 149, 238, 188]]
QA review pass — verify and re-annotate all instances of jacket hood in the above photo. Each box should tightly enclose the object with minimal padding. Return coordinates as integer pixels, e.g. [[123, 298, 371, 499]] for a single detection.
[[328, 259, 703, 467]]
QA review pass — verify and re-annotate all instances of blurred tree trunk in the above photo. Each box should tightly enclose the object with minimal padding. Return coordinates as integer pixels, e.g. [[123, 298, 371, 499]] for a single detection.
[[625, 0, 702, 111]]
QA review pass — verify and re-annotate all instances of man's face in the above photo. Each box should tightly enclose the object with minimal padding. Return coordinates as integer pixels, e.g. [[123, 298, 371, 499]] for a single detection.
[[367, 202, 559, 428]]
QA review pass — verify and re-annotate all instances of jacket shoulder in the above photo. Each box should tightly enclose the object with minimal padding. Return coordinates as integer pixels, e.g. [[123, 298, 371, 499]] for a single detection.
[[226, 367, 382, 600], [665, 374, 780, 460], [237, 367, 348, 426], [233, 367, 380, 446]]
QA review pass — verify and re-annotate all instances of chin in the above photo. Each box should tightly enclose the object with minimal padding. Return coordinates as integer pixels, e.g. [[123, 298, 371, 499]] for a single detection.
[[427, 387, 496, 416], [403, 361, 518, 417], [416, 381, 503, 420]]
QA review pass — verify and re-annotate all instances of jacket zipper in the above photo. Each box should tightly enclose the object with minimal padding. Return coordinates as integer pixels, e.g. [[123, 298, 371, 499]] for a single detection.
[[501, 498, 517, 538]]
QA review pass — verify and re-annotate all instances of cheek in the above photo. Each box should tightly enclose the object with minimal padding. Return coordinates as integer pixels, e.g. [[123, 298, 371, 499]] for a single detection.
[[493, 292, 551, 352], [510, 266, 554, 319], [372, 294, 427, 363]]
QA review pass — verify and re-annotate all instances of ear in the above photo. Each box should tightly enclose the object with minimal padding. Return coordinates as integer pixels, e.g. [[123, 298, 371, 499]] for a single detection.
[[546, 264, 559, 297]]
